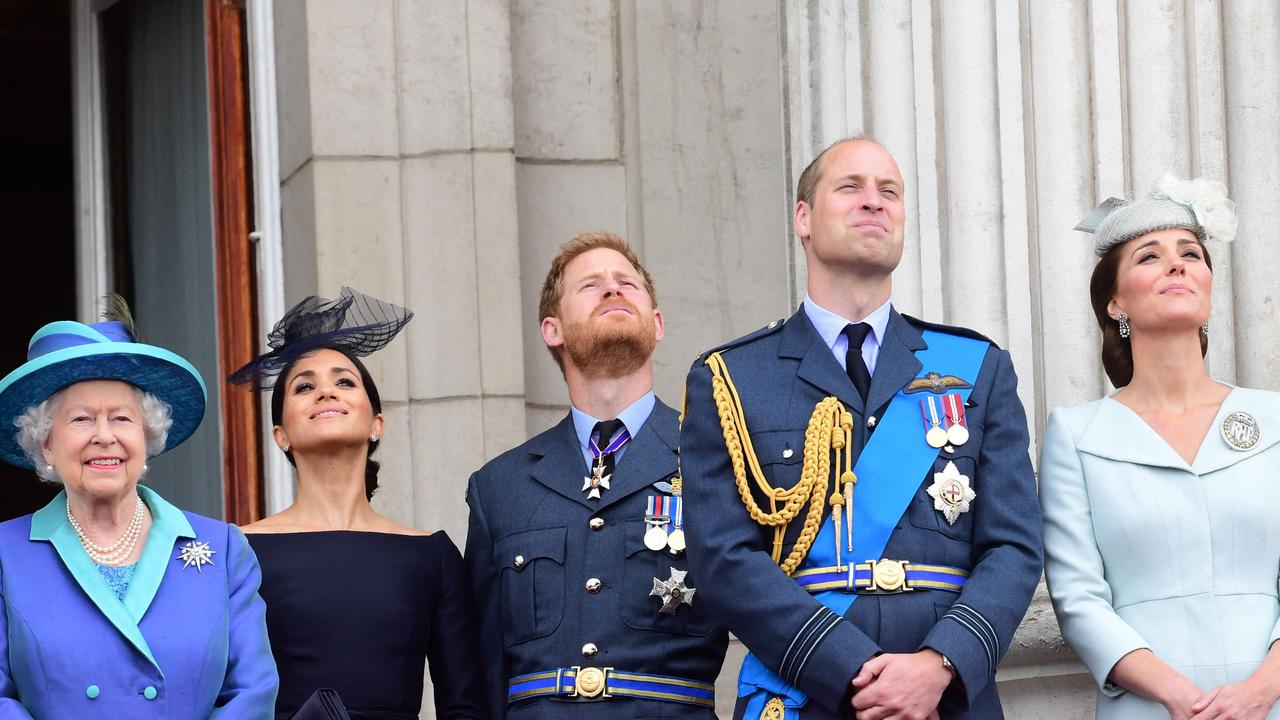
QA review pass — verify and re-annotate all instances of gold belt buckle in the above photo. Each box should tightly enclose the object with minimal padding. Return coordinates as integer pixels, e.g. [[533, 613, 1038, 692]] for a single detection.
[[570, 666, 612, 699], [870, 559, 911, 593]]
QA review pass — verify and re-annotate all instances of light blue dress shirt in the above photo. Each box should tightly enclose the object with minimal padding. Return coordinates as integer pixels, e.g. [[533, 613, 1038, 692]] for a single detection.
[[802, 295, 891, 376], [570, 390, 657, 470]]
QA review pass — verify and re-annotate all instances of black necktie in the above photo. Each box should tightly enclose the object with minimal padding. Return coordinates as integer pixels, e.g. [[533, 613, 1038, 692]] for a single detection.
[[592, 419, 624, 477], [842, 323, 872, 403]]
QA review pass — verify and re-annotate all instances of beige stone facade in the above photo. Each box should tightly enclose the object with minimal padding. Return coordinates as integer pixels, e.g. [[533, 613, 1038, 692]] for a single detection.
[[263, 1, 1280, 717]]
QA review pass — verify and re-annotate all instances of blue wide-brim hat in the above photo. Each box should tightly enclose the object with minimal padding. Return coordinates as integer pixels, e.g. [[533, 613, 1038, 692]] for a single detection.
[[0, 320, 207, 468]]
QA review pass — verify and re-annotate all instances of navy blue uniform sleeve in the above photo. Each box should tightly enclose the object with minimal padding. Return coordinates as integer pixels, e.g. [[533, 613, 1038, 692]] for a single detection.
[[427, 534, 489, 719], [920, 347, 1044, 709], [681, 359, 880, 714], [464, 474, 507, 720]]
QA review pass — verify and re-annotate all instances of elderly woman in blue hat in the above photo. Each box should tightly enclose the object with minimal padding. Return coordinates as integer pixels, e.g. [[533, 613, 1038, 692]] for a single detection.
[[0, 305, 277, 718]]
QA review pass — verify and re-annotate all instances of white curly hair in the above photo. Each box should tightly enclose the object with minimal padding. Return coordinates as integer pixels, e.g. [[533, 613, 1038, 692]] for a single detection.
[[13, 384, 173, 484]]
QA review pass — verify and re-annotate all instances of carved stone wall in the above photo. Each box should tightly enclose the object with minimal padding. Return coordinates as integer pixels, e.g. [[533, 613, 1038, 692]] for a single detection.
[[271, 1, 1280, 717]]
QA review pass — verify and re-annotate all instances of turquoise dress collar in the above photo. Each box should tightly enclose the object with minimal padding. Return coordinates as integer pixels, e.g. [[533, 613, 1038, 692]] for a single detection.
[[28, 485, 196, 673]]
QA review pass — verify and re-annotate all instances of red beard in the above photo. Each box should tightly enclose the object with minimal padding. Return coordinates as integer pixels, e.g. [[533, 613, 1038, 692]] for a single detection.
[[561, 301, 657, 379]]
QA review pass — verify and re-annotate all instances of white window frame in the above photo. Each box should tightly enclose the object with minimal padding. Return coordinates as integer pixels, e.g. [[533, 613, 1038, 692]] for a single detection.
[[71, 0, 115, 321], [71, 0, 292, 513], [244, 0, 293, 514]]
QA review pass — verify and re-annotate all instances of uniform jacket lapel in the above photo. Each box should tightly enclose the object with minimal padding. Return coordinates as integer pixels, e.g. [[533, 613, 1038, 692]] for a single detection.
[[780, 305, 925, 417], [781, 307, 864, 413], [865, 310, 925, 415], [530, 414, 597, 509], [28, 488, 193, 673], [595, 400, 680, 512]]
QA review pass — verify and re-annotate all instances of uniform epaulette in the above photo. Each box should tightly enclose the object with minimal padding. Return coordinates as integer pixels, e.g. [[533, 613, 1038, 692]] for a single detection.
[[696, 318, 787, 361], [901, 314, 1001, 349]]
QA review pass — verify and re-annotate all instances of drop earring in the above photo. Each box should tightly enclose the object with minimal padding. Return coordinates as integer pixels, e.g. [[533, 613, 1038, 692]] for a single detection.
[[1116, 313, 1130, 338]]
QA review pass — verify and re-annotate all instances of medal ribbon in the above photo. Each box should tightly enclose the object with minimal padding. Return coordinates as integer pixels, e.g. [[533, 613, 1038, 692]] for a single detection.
[[646, 495, 671, 522], [590, 426, 631, 462], [920, 396, 943, 430], [944, 393, 966, 430]]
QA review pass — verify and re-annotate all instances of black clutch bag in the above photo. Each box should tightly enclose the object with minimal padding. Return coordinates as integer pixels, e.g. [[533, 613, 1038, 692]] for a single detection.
[[289, 689, 352, 720]]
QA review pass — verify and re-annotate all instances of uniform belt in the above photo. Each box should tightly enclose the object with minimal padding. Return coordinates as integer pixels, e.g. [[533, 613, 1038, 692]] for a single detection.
[[792, 559, 968, 594], [507, 667, 715, 707]]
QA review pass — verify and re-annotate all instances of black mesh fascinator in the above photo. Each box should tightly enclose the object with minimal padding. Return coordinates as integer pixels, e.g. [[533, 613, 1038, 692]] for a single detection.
[[229, 287, 413, 389]]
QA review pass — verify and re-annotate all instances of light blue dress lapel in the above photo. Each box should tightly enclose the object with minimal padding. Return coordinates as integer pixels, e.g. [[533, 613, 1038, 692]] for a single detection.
[[1078, 387, 1280, 475], [27, 486, 195, 674], [1192, 387, 1280, 475], [1077, 398, 1190, 471]]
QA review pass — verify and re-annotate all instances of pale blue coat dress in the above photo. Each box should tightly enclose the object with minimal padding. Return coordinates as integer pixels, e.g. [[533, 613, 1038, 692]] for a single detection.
[[1040, 386, 1280, 719]]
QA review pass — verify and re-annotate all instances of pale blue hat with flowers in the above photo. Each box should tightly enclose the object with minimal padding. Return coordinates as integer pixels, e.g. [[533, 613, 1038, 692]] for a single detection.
[[1076, 173, 1239, 256], [0, 317, 207, 468]]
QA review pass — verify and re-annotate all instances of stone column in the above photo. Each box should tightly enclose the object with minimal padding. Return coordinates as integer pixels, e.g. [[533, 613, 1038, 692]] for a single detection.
[[272, 0, 525, 542]]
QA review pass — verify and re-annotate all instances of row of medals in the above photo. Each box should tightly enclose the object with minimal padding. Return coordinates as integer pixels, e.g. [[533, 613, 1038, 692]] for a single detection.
[[922, 393, 968, 449], [645, 490, 685, 554]]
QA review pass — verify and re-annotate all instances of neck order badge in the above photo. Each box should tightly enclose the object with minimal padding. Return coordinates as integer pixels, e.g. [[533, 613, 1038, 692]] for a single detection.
[[583, 421, 630, 500]]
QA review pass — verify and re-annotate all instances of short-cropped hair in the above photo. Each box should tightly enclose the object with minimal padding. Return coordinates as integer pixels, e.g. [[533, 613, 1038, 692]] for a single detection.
[[14, 385, 173, 483]]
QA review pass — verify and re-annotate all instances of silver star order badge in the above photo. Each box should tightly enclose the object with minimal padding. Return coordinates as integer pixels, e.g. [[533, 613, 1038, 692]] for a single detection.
[[177, 540, 217, 572], [927, 460, 976, 526], [581, 462, 611, 500], [650, 566, 696, 615]]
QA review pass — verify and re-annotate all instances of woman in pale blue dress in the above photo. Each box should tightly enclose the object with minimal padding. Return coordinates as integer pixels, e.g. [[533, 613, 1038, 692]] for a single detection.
[[1041, 175, 1280, 720]]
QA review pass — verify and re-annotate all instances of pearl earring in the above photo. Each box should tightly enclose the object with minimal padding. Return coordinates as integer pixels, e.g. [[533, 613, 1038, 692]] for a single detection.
[[1116, 313, 1130, 339], [44, 464, 53, 476], [370, 435, 380, 442], [282, 443, 291, 452]]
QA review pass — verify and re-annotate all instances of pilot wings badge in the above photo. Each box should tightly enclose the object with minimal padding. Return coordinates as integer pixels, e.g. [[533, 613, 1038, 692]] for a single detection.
[[905, 371, 973, 395]]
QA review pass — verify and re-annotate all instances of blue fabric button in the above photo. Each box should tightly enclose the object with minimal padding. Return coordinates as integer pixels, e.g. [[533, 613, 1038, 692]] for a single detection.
[[85, 685, 100, 699], [143, 686, 157, 700]]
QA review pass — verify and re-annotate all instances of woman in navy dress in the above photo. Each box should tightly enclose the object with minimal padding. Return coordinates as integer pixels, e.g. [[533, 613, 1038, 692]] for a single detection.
[[230, 288, 487, 720]]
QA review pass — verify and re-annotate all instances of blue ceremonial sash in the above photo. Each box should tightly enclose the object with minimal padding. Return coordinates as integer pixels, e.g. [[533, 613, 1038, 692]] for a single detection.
[[739, 330, 988, 719]]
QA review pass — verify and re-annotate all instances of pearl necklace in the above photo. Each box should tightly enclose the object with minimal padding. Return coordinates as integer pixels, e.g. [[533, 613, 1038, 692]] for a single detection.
[[66, 495, 145, 566]]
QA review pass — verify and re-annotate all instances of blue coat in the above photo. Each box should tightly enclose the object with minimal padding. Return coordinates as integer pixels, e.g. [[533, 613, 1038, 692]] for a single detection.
[[464, 400, 729, 719], [680, 307, 1043, 719], [0, 486, 278, 719], [1041, 387, 1280, 719]]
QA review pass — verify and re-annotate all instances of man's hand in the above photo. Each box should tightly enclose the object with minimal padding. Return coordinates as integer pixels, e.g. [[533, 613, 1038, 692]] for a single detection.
[[849, 649, 952, 720]]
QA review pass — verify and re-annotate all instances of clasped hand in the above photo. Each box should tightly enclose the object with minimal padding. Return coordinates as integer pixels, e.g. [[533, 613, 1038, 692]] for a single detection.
[[849, 650, 951, 720], [1168, 679, 1279, 720]]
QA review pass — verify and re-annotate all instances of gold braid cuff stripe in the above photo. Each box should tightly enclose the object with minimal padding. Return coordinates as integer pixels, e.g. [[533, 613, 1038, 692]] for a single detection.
[[705, 352, 854, 576]]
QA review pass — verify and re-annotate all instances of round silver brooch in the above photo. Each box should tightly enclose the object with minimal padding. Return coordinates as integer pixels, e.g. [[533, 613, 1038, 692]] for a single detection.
[[1220, 411, 1260, 452]]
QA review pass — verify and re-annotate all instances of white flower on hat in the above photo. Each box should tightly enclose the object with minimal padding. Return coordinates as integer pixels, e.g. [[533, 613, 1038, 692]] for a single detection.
[[1154, 173, 1238, 244]]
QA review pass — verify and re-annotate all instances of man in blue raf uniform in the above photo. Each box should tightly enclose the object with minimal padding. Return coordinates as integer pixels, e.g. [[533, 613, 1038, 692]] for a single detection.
[[465, 232, 728, 719], [680, 138, 1043, 720]]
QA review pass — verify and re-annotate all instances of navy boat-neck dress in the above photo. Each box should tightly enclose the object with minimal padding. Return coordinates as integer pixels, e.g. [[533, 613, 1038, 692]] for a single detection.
[[248, 531, 487, 720]]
